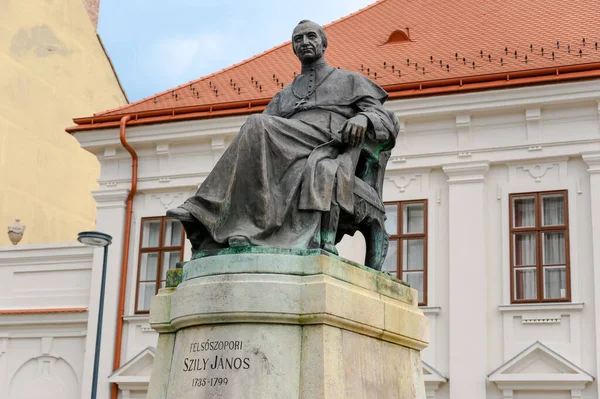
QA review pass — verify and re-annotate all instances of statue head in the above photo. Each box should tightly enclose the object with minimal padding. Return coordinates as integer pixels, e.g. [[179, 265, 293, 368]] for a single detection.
[[292, 20, 328, 64]]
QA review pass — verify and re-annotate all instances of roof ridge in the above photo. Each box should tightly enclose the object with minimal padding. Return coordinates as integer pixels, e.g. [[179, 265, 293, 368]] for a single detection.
[[95, 0, 389, 116]]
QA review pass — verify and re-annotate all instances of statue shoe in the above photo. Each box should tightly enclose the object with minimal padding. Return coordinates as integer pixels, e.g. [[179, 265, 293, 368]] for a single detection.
[[166, 207, 196, 223], [228, 235, 251, 248]]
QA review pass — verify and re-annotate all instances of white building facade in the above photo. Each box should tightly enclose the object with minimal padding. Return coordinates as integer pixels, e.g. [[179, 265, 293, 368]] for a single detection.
[[2, 73, 600, 399]]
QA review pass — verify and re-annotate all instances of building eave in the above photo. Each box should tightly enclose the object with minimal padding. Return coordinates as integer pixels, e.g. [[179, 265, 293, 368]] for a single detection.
[[66, 63, 600, 134]]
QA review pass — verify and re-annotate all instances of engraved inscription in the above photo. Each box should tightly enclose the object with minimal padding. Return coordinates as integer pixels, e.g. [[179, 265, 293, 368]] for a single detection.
[[182, 340, 250, 388]]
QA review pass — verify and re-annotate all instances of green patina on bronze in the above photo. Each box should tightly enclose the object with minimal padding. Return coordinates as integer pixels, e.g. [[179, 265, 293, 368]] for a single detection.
[[166, 20, 401, 271], [166, 268, 183, 288], [188, 246, 409, 288]]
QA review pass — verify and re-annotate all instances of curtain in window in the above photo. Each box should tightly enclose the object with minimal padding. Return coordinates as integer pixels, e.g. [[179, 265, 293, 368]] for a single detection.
[[404, 205, 424, 233], [142, 221, 161, 247], [516, 269, 537, 300], [404, 239, 424, 270], [515, 234, 536, 266], [514, 197, 535, 227], [543, 232, 565, 265], [542, 195, 564, 226], [544, 267, 566, 298]]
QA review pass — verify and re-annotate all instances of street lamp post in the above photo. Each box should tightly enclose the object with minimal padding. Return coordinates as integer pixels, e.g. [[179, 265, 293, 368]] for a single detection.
[[78, 231, 113, 399]]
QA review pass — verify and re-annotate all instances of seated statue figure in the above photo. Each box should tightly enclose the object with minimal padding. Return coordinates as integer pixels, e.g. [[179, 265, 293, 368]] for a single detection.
[[168, 20, 399, 268]]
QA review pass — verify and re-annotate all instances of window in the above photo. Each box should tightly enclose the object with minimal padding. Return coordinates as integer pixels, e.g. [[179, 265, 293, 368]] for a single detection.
[[510, 190, 570, 303], [135, 217, 185, 313], [382, 200, 428, 305]]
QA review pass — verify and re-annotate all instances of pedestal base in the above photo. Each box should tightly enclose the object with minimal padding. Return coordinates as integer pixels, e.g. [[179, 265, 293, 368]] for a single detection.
[[147, 252, 429, 399]]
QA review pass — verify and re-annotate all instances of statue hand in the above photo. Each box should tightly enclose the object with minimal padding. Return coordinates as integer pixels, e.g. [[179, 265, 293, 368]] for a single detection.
[[341, 114, 368, 148]]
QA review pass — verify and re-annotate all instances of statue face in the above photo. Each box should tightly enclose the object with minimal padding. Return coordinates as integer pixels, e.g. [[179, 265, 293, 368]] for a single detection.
[[292, 22, 324, 63]]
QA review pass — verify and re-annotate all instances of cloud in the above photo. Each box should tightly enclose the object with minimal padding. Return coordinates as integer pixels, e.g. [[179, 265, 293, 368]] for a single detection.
[[152, 33, 228, 78]]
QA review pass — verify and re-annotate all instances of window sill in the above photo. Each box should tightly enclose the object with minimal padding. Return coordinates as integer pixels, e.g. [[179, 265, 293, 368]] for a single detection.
[[498, 302, 584, 313], [420, 306, 441, 315], [123, 314, 150, 321]]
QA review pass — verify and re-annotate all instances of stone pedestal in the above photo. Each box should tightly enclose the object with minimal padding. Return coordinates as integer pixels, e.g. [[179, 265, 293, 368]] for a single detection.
[[147, 251, 429, 399]]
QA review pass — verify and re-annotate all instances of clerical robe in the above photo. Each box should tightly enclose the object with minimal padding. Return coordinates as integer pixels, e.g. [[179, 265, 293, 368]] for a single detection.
[[180, 63, 399, 251]]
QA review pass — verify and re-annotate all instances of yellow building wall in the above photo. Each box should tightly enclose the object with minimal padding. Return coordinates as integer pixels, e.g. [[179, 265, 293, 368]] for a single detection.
[[0, 0, 126, 245]]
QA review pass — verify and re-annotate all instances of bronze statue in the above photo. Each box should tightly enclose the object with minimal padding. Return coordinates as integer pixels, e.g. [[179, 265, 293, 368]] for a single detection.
[[168, 20, 399, 270]]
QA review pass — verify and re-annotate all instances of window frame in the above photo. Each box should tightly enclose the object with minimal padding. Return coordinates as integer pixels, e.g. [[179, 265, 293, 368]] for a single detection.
[[135, 216, 185, 314], [509, 190, 571, 304], [385, 199, 428, 306]]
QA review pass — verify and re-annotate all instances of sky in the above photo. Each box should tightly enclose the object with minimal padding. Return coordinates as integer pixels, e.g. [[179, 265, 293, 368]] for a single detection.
[[98, 0, 375, 102]]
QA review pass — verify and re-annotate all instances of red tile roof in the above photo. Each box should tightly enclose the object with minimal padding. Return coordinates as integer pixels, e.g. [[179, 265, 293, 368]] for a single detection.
[[69, 0, 600, 132]]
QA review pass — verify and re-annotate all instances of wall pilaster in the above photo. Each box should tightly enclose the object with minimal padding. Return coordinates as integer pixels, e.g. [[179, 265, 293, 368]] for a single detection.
[[582, 151, 600, 398], [442, 161, 489, 398]]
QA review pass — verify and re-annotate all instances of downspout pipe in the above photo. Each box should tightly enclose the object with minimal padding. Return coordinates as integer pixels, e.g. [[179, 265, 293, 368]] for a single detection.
[[111, 115, 136, 399]]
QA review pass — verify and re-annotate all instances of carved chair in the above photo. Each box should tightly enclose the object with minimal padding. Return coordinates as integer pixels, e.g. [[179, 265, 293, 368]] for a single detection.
[[321, 139, 392, 271]]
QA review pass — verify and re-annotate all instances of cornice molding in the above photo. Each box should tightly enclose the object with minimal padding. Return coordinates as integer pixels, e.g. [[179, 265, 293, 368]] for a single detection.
[[582, 151, 600, 174], [92, 189, 129, 209], [386, 79, 600, 119], [442, 161, 490, 184]]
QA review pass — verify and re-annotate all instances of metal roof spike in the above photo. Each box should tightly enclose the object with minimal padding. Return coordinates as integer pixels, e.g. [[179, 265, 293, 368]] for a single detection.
[[77, 3, 600, 125]]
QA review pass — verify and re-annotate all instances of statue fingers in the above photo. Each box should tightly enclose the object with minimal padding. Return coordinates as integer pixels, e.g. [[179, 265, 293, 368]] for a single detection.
[[350, 125, 359, 147], [358, 129, 366, 147], [341, 122, 350, 144]]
